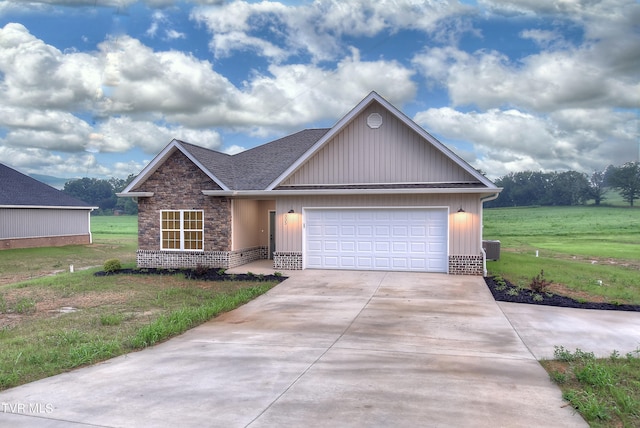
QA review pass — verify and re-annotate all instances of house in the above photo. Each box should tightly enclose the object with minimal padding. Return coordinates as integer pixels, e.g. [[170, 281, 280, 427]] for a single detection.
[[119, 92, 501, 275], [0, 163, 97, 250]]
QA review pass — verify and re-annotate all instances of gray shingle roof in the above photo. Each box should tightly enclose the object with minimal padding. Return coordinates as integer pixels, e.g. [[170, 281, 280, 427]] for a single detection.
[[179, 129, 329, 190], [0, 163, 93, 208]]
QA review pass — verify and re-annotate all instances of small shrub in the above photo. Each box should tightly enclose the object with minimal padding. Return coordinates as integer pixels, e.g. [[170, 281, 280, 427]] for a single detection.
[[195, 264, 208, 276], [257, 274, 265, 281], [274, 271, 283, 277], [216, 268, 227, 276], [103, 259, 122, 273], [530, 269, 551, 293], [532, 293, 544, 302], [507, 288, 519, 296]]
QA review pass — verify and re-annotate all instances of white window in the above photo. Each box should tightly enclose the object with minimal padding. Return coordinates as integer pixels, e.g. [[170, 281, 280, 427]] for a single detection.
[[161, 210, 204, 251]]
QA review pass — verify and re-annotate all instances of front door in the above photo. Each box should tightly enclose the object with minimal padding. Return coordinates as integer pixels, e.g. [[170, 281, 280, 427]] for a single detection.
[[269, 211, 276, 259]]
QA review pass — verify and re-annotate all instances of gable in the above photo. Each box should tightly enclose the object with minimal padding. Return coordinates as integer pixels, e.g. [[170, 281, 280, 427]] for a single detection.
[[132, 150, 223, 193], [280, 101, 479, 187]]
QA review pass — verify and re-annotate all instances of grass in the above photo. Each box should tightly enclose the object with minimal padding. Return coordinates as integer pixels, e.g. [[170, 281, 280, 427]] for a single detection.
[[0, 215, 277, 391], [0, 215, 138, 284], [541, 347, 640, 427], [485, 206, 640, 426], [484, 206, 640, 305]]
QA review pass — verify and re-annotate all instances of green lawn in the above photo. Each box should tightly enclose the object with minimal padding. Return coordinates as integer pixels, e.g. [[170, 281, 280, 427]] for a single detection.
[[484, 206, 640, 304], [0, 215, 278, 391], [0, 215, 138, 284]]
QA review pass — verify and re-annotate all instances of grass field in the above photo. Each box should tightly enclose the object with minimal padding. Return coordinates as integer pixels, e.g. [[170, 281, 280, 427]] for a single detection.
[[484, 206, 640, 305], [0, 216, 277, 390], [0, 215, 138, 285], [485, 206, 640, 426]]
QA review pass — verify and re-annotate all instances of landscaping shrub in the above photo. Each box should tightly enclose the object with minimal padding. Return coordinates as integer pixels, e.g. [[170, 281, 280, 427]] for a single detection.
[[530, 269, 551, 293], [103, 259, 122, 273]]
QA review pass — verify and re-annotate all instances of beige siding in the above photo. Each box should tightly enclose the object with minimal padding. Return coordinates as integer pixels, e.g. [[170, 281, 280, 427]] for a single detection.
[[231, 199, 275, 250], [275, 194, 482, 255], [282, 102, 477, 186], [0, 208, 91, 239]]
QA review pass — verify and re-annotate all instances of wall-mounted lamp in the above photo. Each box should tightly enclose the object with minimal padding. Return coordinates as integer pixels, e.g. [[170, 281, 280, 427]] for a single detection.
[[288, 209, 295, 214], [457, 207, 465, 213]]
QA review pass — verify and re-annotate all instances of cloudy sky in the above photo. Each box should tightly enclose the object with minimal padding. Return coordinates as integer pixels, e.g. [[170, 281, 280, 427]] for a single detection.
[[0, 0, 638, 183]]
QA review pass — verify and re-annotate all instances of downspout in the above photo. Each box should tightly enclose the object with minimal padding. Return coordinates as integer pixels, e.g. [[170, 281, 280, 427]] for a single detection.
[[88, 208, 96, 244], [480, 193, 500, 276]]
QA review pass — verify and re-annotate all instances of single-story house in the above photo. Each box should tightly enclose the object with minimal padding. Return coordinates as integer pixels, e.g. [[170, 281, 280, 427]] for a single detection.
[[0, 163, 97, 250], [119, 92, 501, 275]]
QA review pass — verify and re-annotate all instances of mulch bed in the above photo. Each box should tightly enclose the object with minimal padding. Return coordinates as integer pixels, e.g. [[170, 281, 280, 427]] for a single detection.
[[484, 275, 640, 312], [95, 268, 287, 283]]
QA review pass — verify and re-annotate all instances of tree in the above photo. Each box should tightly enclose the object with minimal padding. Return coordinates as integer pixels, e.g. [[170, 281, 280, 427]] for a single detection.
[[114, 174, 138, 215], [63, 176, 138, 214], [587, 170, 608, 206], [64, 178, 115, 210], [607, 162, 640, 207], [548, 171, 590, 206]]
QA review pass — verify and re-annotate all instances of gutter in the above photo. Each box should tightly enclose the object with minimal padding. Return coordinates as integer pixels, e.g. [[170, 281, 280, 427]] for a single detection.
[[201, 188, 501, 197]]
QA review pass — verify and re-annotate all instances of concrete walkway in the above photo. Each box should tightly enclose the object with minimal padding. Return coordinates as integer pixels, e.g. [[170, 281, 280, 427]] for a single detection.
[[0, 267, 608, 427]]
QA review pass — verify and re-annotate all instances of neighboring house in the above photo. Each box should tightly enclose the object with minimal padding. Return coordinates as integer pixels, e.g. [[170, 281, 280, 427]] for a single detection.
[[119, 92, 501, 275], [0, 163, 96, 250]]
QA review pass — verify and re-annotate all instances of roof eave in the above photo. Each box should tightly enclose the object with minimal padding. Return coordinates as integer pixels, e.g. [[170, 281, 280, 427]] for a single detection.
[[0, 205, 98, 210], [116, 192, 154, 198], [202, 187, 502, 197]]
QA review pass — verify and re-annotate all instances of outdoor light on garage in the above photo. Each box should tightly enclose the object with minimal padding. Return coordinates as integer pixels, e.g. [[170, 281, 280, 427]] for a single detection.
[[285, 209, 295, 226]]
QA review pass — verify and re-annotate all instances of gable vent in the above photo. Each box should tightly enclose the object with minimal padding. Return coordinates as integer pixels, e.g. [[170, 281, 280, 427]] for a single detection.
[[367, 113, 383, 129]]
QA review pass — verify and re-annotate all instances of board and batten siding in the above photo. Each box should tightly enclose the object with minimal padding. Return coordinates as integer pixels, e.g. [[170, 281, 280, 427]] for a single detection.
[[231, 199, 275, 251], [0, 208, 91, 239], [275, 194, 482, 256], [281, 103, 477, 186]]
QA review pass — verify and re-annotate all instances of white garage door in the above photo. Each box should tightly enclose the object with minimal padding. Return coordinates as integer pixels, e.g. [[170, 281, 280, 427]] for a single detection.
[[304, 208, 448, 272]]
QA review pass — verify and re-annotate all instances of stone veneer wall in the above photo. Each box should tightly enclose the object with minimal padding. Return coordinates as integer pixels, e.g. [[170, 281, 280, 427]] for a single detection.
[[273, 252, 303, 270], [137, 246, 268, 269], [448, 255, 484, 275]]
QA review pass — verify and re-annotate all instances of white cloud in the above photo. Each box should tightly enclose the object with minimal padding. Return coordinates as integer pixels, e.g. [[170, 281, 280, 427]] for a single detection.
[[223, 144, 246, 155], [191, 0, 469, 62], [414, 107, 636, 179]]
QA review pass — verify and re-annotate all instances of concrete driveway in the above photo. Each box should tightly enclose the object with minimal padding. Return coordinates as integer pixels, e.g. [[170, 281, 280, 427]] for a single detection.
[[0, 269, 594, 427]]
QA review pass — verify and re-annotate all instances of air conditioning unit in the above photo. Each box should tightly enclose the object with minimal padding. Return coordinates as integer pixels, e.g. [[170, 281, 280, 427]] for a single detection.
[[483, 240, 501, 261]]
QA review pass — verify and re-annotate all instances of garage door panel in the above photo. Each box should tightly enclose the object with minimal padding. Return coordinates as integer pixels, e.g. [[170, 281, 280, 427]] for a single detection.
[[392, 242, 408, 252], [305, 208, 448, 272], [374, 241, 389, 252]]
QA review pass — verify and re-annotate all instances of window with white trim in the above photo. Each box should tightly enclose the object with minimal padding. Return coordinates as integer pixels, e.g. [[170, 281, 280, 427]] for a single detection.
[[161, 210, 204, 251]]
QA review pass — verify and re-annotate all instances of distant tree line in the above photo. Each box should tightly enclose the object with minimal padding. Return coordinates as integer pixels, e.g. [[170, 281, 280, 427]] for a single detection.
[[486, 162, 640, 208], [63, 175, 138, 215]]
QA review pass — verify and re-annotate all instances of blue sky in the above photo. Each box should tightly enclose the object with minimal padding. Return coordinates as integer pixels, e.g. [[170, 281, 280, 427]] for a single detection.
[[0, 0, 638, 184]]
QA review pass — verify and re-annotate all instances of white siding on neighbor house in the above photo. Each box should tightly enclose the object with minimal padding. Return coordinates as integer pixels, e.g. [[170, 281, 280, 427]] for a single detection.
[[0, 208, 91, 239], [281, 103, 477, 186], [231, 199, 274, 251], [275, 194, 482, 256]]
